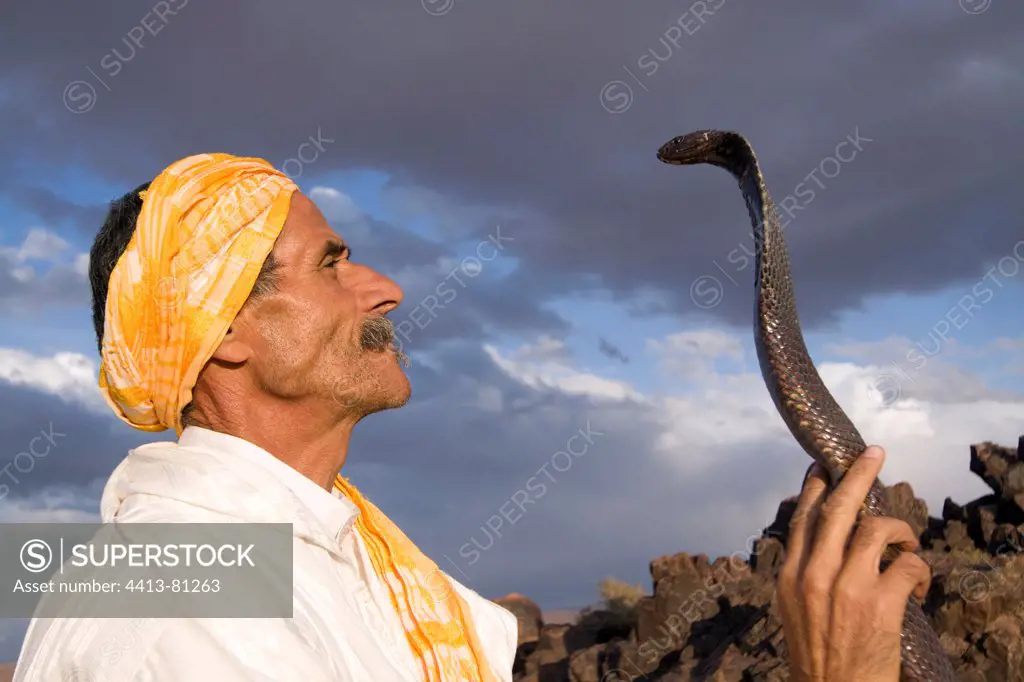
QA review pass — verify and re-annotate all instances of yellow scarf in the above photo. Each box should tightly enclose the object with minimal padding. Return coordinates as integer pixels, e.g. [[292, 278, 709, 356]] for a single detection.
[[99, 153, 499, 681], [336, 475, 498, 680]]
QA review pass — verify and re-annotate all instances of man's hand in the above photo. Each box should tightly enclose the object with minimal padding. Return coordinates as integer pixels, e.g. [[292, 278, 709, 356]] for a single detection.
[[777, 445, 932, 682]]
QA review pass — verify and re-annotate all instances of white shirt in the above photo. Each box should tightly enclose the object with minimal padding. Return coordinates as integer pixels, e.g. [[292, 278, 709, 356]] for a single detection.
[[13, 427, 518, 681]]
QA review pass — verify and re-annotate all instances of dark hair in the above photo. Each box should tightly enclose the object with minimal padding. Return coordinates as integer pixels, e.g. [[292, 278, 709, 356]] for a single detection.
[[89, 183, 281, 426]]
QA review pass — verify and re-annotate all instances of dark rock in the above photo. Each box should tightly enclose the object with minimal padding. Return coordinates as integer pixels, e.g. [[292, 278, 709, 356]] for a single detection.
[[884, 481, 929, 539], [981, 615, 1024, 680], [750, 537, 785, 577], [519, 624, 569, 682], [989, 524, 1024, 555], [924, 515, 949, 550], [762, 496, 798, 547], [946, 520, 978, 553], [945, 497, 967, 522], [566, 640, 640, 682], [496, 593, 544, 646], [1008, 466, 1024, 498], [565, 608, 632, 654], [979, 506, 999, 546], [971, 441, 1020, 500]]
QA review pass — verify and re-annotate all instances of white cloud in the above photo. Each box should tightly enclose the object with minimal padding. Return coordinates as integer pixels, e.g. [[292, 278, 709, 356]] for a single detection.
[[0, 349, 105, 413], [308, 186, 363, 224], [484, 340, 644, 403], [0, 229, 90, 312], [73, 253, 90, 277], [828, 335, 1014, 404], [503, 335, 572, 364], [307, 186, 373, 245], [0, 493, 98, 523], [9, 266, 33, 283], [0, 229, 71, 283], [647, 329, 746, 382], [488, 328, 1019, 515], [1, 228, 69, 263], [989, 336, 1024, 352]]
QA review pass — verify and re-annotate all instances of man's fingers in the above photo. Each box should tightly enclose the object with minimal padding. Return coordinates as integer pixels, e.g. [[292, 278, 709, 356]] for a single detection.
[[777, 463, 830, 680], [841, 516, 921, 580], [878, 551, 933, 608], [783, 463, 830, 573], [810, 446, 886, 565]]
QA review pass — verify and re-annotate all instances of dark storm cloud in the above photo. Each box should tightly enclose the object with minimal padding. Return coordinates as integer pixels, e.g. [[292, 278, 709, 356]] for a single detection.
[[2, 0, 1021, 330], [0, 382, 161, 499], [2, 186, 107, 238]]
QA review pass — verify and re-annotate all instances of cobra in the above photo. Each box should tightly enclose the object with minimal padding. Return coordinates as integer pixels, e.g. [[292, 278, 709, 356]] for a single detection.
[[656, 130, 956, 682]]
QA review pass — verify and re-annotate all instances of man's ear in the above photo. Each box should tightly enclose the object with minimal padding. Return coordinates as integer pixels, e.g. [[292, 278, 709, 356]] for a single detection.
[[211, 324, 252, 364]]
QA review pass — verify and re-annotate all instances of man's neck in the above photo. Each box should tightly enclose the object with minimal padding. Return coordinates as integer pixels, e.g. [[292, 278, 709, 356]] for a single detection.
[[190, 403, 356, 491]]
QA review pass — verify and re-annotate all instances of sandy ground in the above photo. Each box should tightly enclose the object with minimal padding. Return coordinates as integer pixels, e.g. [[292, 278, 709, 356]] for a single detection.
[[0, 662, 13, 681]]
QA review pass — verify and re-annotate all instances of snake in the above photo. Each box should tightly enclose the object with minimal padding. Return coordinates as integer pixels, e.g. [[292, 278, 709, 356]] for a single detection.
[[656, 130, 956, 682]]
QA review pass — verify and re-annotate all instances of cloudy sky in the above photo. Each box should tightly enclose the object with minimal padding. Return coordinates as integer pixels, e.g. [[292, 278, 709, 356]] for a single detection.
[[2, 0, 1023, 661]]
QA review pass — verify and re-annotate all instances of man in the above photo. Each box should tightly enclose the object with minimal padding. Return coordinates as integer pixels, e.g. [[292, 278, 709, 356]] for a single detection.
[[15, 154, 517, 681], [13, 153, 929, 681]]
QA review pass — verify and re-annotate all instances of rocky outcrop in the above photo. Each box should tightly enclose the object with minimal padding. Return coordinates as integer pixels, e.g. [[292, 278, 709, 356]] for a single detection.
[[509, 437, 1024, 681], [498, 593, 545, 646]]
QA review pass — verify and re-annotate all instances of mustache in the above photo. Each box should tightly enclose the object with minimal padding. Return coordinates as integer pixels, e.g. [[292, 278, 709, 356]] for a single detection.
[[359, 315, 396, 351], [360, 315, 411, 367]]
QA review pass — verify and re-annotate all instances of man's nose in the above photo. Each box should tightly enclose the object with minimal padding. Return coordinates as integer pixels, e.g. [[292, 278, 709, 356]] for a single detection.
[[358, 264, 403, 314]]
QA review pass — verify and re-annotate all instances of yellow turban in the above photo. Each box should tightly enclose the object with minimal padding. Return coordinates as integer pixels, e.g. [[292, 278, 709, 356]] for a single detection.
[[98, 153, 297, 435]]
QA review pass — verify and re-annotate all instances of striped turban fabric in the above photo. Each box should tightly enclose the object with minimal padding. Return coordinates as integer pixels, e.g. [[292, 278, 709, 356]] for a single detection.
[[98, 152, 297, 435]]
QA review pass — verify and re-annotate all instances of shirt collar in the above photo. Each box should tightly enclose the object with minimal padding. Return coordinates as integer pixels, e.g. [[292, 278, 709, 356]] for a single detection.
[[177, 426, 358, 543]]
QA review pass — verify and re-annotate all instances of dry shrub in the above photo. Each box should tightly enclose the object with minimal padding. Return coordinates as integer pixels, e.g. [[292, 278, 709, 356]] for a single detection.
[[572, 576, 648, 640], [597, 576, 646, 615]]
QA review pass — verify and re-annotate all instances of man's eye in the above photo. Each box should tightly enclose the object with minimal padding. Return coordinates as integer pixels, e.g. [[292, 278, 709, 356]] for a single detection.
[[325, 248, 352, 268]]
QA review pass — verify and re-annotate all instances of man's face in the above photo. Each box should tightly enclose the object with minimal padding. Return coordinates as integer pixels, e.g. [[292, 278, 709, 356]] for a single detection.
[[228, 191, 410, 417]]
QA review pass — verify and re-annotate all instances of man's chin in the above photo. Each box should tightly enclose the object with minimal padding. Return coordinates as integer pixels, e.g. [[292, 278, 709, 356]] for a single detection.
[[368, 376, 412, 413], [388, 381, 412, 409], [373, 354, 412, 407]]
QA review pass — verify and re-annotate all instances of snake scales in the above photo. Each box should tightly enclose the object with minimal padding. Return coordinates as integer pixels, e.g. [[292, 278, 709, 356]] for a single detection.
[[656, 130, 956, 682]]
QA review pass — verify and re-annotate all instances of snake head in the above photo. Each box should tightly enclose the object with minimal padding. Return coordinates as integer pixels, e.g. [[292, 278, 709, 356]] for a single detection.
[[657, 131, 720, 164], [657, 130, 754, 177]]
